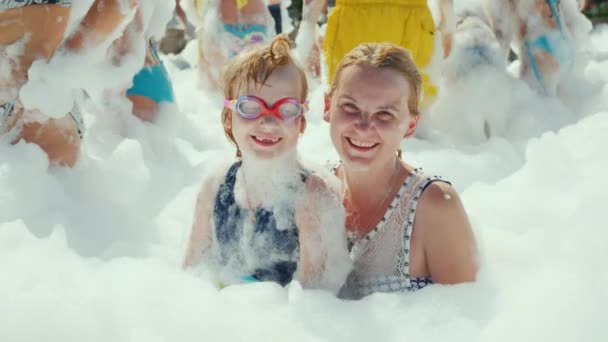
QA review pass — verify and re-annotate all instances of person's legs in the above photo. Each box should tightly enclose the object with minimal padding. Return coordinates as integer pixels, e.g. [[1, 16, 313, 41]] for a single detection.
[[323, 0, 436, 104], [126, 49, 176, 121], [19, 107, 81, 167], [0, 5, 81, 166], [268, 3, 282, 34]]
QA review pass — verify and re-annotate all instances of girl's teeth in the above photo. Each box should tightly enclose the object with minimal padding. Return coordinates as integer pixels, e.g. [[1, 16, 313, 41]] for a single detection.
[[254, 136, 279, 143], [350, 138, 376, 148]]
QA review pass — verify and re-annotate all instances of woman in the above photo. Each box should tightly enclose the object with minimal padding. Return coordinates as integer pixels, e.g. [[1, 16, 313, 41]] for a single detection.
[[323, 42, 478, 299]]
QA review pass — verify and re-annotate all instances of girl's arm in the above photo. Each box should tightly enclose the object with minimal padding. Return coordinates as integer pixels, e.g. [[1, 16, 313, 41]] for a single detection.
[[294, 175, 325, 285], [183, 174, 221, 269], [295, 174, 350, 291], [416, 182, 478, 284]]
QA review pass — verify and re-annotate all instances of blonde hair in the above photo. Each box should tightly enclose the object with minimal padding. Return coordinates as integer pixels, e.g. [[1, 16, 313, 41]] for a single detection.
[[329, 42, 422, 115], [221, 34, 308, 158]]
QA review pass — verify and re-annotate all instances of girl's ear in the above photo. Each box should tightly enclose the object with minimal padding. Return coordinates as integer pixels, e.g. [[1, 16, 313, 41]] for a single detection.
[[403, 114, 419, 138], [323, 93, 331, 122]]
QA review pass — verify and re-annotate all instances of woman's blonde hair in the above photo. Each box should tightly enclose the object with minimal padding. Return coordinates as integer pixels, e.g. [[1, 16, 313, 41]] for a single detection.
[[221, 34, 308, 158], [329, 42, 422, 116]]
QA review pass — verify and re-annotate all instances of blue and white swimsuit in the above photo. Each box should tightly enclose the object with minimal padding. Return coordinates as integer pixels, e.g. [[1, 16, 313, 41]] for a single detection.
[[211, 161, 307, 286]]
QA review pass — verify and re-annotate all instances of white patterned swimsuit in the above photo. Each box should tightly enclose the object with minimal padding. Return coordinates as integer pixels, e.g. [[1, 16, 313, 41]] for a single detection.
[[337, 167, 449, 300]]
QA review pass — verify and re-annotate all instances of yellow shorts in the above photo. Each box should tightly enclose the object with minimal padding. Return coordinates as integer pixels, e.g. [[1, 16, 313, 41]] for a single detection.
[[324, 0, 437, 104]]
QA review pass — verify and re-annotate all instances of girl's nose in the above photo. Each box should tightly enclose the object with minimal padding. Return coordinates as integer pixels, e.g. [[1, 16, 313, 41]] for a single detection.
[[260, 114, 280, 126]]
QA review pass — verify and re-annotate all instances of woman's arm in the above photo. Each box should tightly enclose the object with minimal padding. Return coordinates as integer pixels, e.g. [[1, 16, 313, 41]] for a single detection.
[[416, 182, 478, 284]]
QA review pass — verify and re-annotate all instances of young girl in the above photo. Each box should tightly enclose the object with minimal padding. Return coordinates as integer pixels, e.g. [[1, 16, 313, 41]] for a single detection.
[[183, 35, 350, 290], [323, 42, 478, 299]]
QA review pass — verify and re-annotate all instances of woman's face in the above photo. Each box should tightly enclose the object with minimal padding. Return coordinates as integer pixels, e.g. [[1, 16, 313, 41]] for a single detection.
[[325, 64, 417, 170]]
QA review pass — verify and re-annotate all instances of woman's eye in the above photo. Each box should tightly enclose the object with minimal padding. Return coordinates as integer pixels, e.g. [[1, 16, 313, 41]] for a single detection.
[[342, 103, 358, 113], [376, 111, 394, 121]]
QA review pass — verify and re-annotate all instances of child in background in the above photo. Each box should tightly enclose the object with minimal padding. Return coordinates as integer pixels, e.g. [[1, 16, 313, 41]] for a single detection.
[[510, 0, 583, 95], [188, 0, 275, 88], [449, 0, 591, 96], [184, 35, 350, 290]]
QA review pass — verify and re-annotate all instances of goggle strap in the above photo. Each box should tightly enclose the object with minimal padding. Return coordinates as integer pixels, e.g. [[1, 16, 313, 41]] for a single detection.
[[224, 99, 235, 110]]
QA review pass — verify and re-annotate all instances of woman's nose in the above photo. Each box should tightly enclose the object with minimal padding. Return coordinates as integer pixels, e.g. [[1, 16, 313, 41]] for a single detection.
[[354, 115, 371, 130]]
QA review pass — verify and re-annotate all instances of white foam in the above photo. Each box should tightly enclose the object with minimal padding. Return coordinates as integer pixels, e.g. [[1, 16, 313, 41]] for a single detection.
[[1, 3, 608, 342]]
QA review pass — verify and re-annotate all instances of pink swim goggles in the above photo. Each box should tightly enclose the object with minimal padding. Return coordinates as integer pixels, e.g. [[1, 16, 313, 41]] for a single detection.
[[224, 95, 307, 120]]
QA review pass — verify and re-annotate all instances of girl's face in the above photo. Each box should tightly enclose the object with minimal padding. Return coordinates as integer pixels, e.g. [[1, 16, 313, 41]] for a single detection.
[[325, 64, 417, 170], [230, 64, 305, 160]]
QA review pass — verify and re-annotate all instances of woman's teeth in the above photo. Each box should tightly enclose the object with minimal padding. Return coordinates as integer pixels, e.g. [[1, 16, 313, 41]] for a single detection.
[[348, 138, 377, 148]]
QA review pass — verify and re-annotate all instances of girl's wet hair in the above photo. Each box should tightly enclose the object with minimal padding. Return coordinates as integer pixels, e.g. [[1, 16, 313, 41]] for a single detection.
[[329, 42, 422, 115], [221, 34, 308, 158]]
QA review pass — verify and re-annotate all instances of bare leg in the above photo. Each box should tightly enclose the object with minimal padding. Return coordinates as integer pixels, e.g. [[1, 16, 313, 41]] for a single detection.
[[109, 6, 161, 121], [0, 5, 69, 91], [64, 0, 138, 52], [299, 0, 325, 78], [1, 5, 79, 166], [438, 0, 455, 58], [19, 111, 80, 167]]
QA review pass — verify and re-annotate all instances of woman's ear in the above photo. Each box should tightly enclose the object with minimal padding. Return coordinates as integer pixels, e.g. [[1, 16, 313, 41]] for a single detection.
[[403, 114, 419, 138], [323, 93, 331, 122]]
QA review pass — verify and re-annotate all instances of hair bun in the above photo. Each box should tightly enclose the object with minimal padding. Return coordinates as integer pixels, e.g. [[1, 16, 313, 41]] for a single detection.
[[269, 34, 293, 60]]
